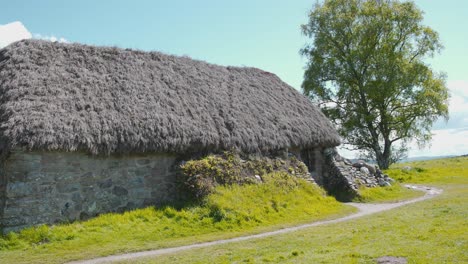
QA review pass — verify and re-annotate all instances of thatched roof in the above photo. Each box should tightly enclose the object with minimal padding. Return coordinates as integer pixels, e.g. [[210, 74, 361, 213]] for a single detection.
[[0, 40, 340, 156]]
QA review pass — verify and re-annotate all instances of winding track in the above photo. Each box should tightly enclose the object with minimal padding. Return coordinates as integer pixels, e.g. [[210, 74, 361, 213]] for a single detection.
[[68, 185, 442, 264]]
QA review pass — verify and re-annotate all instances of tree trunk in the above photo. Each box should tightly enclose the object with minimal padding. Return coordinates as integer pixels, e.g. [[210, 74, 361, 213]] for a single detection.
[[375, 145, 391, 169], [376, 155, 390, 170]]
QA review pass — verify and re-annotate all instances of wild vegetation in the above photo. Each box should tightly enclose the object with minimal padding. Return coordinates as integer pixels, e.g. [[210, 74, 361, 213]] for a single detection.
[[0, 170, 354, 264], [132, 156, 468, 263], [180, 151, 309, 198]]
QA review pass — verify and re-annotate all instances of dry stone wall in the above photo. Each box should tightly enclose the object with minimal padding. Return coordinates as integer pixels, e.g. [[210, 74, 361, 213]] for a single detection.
[[0, 150, 179, 234], [322, 148, 395, 201], [0, 147, 397, 233]]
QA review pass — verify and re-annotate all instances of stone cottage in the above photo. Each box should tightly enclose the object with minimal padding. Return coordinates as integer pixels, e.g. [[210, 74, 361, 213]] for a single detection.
[[0, 40, 340, 233]]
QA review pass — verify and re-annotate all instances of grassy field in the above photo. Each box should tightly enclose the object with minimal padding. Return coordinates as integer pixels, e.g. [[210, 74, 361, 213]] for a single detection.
[[386, 156, 468, 184], [0, 173, 355, 264], [353, 183, 424, 203], [117, 156, 468, 264]]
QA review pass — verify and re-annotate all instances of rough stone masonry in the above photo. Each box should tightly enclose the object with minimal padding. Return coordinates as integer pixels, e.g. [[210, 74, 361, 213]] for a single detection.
[[0, 150, 179, 234], [322, 148, 395, 201], [0, 148, 395, 233]]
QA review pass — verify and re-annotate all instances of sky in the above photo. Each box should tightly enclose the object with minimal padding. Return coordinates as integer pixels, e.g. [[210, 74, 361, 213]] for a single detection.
[[0, 0, 467, 158]]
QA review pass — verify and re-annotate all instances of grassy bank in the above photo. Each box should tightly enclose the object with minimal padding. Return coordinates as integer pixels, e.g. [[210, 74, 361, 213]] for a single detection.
[[0, 173, 355, 264], [120, 156, 468, 263], [353, 183, 424, 203]]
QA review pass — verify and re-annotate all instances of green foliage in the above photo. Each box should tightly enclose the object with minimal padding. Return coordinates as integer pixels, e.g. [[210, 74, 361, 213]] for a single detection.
[[301, 0, 449, 169], [0, 172, 354, 264], [180, 152, 310, 199], [354, 184, 423, 203]]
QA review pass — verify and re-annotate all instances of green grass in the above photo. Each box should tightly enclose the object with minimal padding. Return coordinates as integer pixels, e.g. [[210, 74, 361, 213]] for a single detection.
[[3, 157, 466, 263], [352, 156, 468, 203], [117, 157, 468, 264], [386, 156, 468, 184], [0, 172, 355, 264], [354, 183, 424, 203]]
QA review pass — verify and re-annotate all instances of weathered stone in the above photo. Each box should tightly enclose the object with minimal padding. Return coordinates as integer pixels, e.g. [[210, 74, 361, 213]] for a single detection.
[[112, 186, 129, 196], [151, 166, 167, 176], [360, 167, 370, 175], [6, 182, 32, 198], [376, 256, 407, 264], [134, 167, 151, 178], [145, 176, 164, 185], [321, 148, 389, 200], [362, 163, 376, 175], [378, 178, 391, 187], [128, 177, 144, 188], [71, 192, 81, 202], [80, 212, 91, 221], [57, 182, 80, 193], [129, 189, 150, 199], [80, 172, 95, 186], [0, 150, 178, 233], [352, 162, 364, 168], [136, 158, 151, 166], [402, 166, 412, 171], [109, 197, 124, 209], [97, 178, 113, 189]]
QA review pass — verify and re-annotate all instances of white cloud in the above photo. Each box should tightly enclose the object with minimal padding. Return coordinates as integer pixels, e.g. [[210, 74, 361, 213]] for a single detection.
[[337, 146, 360, 160], [449, 80, 468, 95], [0, 21, 69, 49], [408, 128, 468, 157], [0, 21, 32, 48], [447, 80, 468, 115], [33, 33, 68, 43]]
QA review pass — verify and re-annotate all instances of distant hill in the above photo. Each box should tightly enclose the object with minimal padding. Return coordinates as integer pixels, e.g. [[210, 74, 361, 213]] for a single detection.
[[339, 154, 466, 165], [400, 155, 456, 163]]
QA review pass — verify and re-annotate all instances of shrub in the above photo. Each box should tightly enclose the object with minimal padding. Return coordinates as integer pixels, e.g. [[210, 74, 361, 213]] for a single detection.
[[180, 152, 310, 199]]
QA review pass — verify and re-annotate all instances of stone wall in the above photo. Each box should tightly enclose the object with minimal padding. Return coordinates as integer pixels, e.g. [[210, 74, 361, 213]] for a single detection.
[[290, 148, 324, 185], [322, 148, 395, 201], [0, 161, 6, 229], [0, 149, 179, 234], [322, 148, 360, 201]]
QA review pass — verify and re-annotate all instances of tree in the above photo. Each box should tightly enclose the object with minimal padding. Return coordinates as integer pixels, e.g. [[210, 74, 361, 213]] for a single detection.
[[301, 0, 449, 169]]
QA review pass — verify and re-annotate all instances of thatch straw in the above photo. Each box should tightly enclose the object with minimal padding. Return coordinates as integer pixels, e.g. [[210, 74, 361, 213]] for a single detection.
[[0, 40, 340, 156]]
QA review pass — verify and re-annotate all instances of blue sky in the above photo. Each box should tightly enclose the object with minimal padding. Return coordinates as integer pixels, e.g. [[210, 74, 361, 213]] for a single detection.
[[1, 0, 467, 158]]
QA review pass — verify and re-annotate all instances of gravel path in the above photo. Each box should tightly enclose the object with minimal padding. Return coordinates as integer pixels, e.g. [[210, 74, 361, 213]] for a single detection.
[[68, 184, 442, 264]]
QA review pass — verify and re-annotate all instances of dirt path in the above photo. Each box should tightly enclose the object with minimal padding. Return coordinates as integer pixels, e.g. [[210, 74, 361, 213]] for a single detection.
[[68, 185, 442, 264]]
